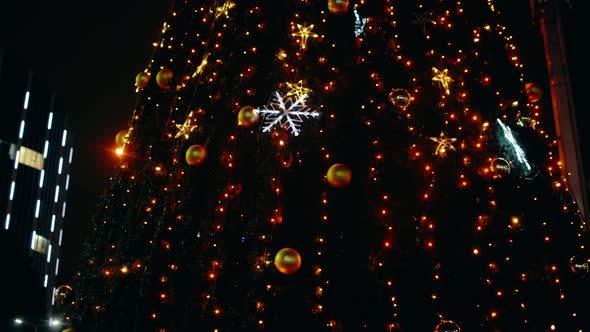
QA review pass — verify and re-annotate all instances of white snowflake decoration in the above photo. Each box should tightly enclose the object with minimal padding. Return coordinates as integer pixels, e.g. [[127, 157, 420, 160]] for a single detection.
[[254, 91, 320, 136]]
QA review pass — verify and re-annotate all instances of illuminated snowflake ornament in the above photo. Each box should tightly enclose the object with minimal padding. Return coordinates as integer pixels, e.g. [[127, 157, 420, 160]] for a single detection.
[[353, 9, 367, 37], [254, 91, 320, 136]]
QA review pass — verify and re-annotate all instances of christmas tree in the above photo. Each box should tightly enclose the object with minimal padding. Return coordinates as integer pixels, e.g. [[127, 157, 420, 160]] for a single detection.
[[62, 0, 590, 331]]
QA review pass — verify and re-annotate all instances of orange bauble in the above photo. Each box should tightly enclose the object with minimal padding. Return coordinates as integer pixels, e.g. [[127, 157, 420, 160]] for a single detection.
[[156, 68, 174, 89], [237, 106, 260, 127], [185, 144, 207, 166], [328, 0, 350, 15], [274, 247, 302, 275], [135, 72, 151, 89], [326, 163, 352, 188], [115, 129, 129, 147], [524, 82, 543, 103]]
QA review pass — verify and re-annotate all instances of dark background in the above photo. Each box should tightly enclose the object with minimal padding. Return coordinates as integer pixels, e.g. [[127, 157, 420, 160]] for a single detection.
[[0, 0, 586, 290]]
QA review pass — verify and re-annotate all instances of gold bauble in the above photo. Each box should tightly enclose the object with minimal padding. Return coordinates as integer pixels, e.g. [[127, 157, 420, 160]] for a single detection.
[[54, 284, 73, 305], [327, 163, 352, 188], [274, 247, 302, 275], [328, 0, 350, 15], [185, 144, 207, 166], [434, 320, 461, 332], [135, 72, 150, 89], [156, 68, 174, 89], [524, 82, 543, 103], [237, 106, 260, 127], [388, 88, 412, 110], [115, 129, 129, 147], [62, 329, 75, 332]]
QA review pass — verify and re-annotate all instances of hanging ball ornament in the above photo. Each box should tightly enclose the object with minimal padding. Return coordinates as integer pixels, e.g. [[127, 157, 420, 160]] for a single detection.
[[54, 284, 73, 305], [185, 144, 207, 166], [115, 129, 129, 147], [135, 72, 151, 89], [490, 158, 510, 177], [524, 82, 543, 103], [434, 320, 461, 332], [156, 68, 174, 89], [274, 247, 302, 275], [328, 0, 350, 15], [327, 163, 352, 188], [388, 88, 412, 110], [237, 106, 260, 128], [570, 255, 590, 278]]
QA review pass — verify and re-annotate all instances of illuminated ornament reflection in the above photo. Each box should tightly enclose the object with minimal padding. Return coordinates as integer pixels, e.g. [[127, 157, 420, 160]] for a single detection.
[[175, 111, 197, 139], [328, 0, 349, 15], [115, 129, 129, 147], [429, 132, 457, 157], [524, 82, 543, 103], [490, 158, 510, 177], [254, 91, 320, 136], [135, 72, 150, 90], [327, 163, 352, 188], [274, 247, 302, 275], [388, 88, 412, 111], [570, 255, 590, 278], [54, 284, 73, 306], [185, 144, 207, 166], [237, 106, 260, 128], [434, 320, 461, 332], [292, 23, 319, 50], [156, 68, 174, 89], [432, 67, 453, 95]]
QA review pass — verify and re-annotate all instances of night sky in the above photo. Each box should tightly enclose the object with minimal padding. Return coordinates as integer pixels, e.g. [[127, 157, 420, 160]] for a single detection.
[[0, 1, 172, 283], [0, 0, 586, 288]]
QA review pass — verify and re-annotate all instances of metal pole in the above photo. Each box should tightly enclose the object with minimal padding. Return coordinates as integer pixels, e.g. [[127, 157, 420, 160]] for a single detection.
[[530, 0, 589, 223]]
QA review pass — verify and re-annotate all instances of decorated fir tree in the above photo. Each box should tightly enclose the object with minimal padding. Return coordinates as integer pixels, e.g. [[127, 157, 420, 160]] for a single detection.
[[62, 0, 589, 331]]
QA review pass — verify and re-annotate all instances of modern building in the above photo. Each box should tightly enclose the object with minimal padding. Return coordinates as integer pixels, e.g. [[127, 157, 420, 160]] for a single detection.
[[0, 49, 73, 327]]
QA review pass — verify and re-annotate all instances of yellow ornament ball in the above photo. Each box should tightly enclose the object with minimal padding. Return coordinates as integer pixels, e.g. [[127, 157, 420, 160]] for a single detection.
[[115, 129, 129, 147], [328, 0, 350, 15], [327, 163, 352, 188], [274, 247, 302, 275], [156, 68, 174, 89], [237, 106, 260, 127], [185, 144, 207, 166], [524, 82, 543, 103], [135, 72, 150, 89]]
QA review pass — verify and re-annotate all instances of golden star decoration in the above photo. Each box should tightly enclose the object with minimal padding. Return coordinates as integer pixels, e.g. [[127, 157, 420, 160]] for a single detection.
[[429, 132, 457, 156], [292, 23, 318, 50], [192, 52, 210, 78], [432, 67, 453, 95], [213, 1, 235, 20], [175, 111, 198, 139], [285, 80, 313, 100]]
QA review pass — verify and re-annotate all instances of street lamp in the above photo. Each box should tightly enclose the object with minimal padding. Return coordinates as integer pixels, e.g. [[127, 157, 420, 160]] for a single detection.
[[14, 317, 64, 331]]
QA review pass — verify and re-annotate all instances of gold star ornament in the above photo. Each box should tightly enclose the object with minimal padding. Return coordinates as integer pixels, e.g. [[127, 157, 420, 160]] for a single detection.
[[429, 132, 457, 157], [432, 67, 453, 95], [285, 80, 313, 100], [292, 23, 318, 50], [175, 111, 198, 139]]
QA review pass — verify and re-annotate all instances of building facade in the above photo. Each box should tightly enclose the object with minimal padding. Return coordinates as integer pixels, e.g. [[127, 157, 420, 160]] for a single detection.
[[0, 49, 73, 323]]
